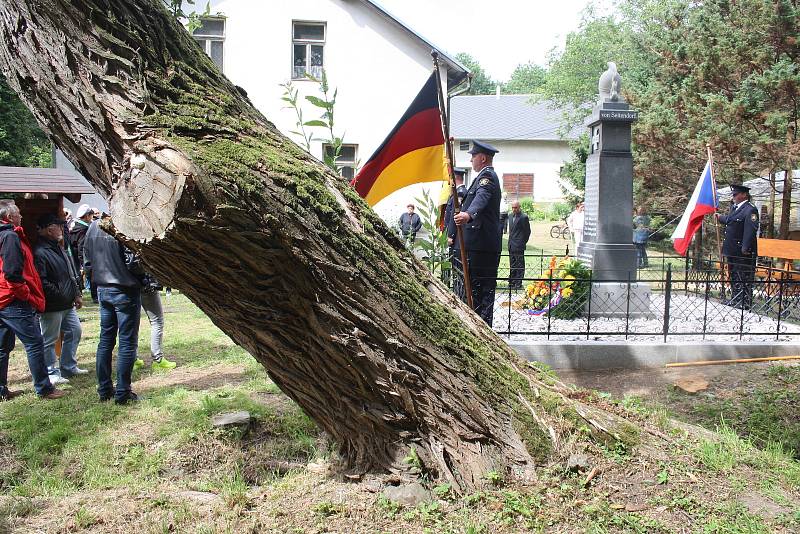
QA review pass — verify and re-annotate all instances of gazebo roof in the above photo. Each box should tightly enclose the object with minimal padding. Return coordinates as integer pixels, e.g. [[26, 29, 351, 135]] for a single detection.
[[0, 166, 95, 195]]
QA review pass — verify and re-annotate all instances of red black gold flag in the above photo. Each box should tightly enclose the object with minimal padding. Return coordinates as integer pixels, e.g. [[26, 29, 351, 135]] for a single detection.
[[350, 72, 448, 206]]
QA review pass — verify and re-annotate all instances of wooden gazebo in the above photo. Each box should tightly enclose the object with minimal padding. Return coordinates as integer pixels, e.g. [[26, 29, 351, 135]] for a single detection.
[[0, 166, 96, 244]]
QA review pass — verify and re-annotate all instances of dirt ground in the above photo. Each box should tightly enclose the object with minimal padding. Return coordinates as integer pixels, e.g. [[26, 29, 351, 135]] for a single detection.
[[557, 359, 800, 455], [556, 359, 799, 399]]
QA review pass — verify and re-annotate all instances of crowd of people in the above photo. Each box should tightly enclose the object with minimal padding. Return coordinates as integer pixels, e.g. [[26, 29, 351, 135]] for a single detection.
[[0, 200, 176, 404]]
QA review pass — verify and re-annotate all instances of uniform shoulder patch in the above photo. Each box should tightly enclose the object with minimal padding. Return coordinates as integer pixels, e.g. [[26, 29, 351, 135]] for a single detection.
[[479, 178, 490, 186], [751, 213, 758, 222]]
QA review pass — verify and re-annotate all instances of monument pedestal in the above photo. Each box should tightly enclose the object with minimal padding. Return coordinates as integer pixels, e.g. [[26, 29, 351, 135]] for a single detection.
[[577, 99, 651, 316], [588, 282, 653, 318]]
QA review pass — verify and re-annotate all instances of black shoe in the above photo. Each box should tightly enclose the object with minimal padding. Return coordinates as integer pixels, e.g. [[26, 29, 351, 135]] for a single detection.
[[0, 389, 23, 401], [99, 395, 112, 402], [114, 392, 139, 405]]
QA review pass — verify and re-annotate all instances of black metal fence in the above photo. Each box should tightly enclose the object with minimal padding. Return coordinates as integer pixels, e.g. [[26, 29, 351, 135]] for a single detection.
[[445, 254, 800, 341]]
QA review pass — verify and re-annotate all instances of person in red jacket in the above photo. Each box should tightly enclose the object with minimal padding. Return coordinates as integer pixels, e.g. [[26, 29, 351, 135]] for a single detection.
[[0, 200, 65, 400]]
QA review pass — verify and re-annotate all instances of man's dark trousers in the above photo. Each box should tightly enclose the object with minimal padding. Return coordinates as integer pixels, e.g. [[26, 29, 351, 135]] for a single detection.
[[468, 250, 500, 326], [509, 249, 525, 289], [449, 246, 466, 302], [726, 253, 756, 308], [0, 301, 53, 396], [96, 286, 141, 401]]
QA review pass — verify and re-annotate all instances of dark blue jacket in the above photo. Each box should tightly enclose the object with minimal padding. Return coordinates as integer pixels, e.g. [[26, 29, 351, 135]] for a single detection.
[[460, 167, 502, 253], [719, 201, 759, 257]]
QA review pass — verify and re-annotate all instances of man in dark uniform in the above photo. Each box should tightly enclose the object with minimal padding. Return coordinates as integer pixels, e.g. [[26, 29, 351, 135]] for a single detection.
[[453, 141, 502, 325], [508, 200, 531, 289], [717, 184, 759, 309], [445, 168, 467, 301]]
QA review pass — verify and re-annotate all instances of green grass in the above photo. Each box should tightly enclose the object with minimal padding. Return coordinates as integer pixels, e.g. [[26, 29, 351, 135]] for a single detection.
[[696, 423, 800, 488], [1, 292, 798, 533], [687, 365, 800, 458], [0, 293, 321, 500]]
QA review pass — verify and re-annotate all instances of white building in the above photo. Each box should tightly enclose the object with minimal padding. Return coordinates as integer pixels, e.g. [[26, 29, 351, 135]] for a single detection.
[[450, 94, 580, 204], [188, 0, 469, 224]]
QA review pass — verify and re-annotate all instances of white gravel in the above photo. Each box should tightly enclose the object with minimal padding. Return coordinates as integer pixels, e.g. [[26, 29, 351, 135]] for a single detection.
[[492, 292, 800, 343]]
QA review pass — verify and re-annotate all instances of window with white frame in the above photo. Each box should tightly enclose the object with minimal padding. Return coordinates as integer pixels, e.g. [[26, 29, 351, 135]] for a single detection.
[[193, 17, 225, 70], [324, 144, 358, 179], [292, 21, 325, 79]]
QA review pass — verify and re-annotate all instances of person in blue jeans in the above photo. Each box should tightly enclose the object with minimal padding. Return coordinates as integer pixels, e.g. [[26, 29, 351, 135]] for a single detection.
[[34, 213, 88, 385], [0, 201, 64, 400], [633, 207, 651, 269], [83, 216, 142, 404]]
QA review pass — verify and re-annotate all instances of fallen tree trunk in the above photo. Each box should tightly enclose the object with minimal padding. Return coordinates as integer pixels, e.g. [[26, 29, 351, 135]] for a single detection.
[[0, 0, 642, 490]]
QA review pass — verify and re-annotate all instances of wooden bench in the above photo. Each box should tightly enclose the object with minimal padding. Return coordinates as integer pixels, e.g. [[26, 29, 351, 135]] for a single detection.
[[756, 238, 800, 295]]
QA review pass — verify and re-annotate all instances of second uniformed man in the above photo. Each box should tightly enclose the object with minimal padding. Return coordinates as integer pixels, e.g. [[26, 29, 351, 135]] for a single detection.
[[445, 168, 467, 301], [717, 184, 759, 309], [453, 141, 502, 325]]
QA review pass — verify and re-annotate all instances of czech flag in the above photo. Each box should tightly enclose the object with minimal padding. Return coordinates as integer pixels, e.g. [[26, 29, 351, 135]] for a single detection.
[[671, 160, 718, 256], [351, 72, 448, 206]]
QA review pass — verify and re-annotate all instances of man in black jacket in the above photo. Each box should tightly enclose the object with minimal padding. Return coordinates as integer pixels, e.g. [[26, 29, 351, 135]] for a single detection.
[[84, 217, 142, 404], [508, 200, 531, 290], [34, 214, 86, 384]]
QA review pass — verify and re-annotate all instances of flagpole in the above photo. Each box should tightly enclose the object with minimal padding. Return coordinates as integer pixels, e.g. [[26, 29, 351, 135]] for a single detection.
[[432, 51, 473, 309], [707, 144, 727, 295]]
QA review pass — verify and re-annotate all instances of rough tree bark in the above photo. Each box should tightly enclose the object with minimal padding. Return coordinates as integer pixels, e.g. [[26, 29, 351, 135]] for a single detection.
[[0, 0, 642, 490], [779, 169, 793, 240], [767, 172, 775, 239]]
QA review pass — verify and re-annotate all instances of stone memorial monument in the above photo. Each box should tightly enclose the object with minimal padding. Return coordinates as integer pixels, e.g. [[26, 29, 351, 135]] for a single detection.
[[577, 62, 651, 317]]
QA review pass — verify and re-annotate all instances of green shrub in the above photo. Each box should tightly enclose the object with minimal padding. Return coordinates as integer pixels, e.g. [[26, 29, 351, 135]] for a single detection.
[[517, 199, 573, 222], [546, 202, 572, 222], [517, 197, 548, 221], [518, 197, 535, 216]]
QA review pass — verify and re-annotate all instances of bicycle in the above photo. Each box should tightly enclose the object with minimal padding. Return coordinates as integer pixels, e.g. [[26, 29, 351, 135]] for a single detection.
[[549, 219, 572, 240]]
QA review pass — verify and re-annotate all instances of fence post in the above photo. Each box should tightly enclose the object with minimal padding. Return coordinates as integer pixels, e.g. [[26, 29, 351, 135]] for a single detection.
[[507, 271, 512, 337], [625, 271, 631, 340], [702, 272, 710, 340], [739, 288, 746, 340], [684, 254, 689, 295], [546, 268, 553, 341], [663, 264, 672, 343], [586, 271, 593, 340], [776, 274, 785, 341]]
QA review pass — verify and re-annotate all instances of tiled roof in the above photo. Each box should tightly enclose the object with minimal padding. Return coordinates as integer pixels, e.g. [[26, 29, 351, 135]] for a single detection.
[[450, 94, 581, 141], [359, 0, 469, 86], [0, 166, 95, 194]]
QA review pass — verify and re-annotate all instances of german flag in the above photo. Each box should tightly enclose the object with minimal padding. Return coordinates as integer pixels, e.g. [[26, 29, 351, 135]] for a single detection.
[[351, 72, 448, 206]]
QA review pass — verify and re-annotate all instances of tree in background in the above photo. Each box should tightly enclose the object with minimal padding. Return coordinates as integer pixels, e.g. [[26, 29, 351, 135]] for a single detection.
[[0, 75, 51, 167], [538, 16, 636, 127], [558, 134, 590, 204], [454, 52, 496, 95], [533, 15, 636, 207], [502, 62, 547, 94], [628, 0, 800, 233]]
